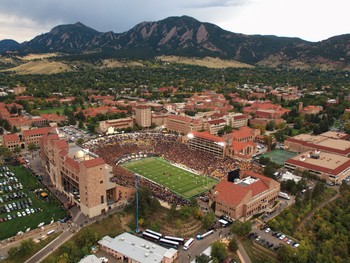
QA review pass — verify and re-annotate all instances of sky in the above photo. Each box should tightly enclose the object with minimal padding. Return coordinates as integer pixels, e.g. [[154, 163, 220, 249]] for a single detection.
[[0, 0, 349, 43]]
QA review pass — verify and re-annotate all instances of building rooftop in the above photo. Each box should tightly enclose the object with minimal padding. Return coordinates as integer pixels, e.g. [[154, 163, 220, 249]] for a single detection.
[[213, 173, 273, 206], [190, 131, 226, 143], [68, 145, 99, 163], [286, 151, 350, 176], [98, 233, 176, 263]]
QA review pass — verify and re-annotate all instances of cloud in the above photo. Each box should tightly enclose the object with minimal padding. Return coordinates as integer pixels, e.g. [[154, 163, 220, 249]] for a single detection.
[[0, 0, 348, 42]]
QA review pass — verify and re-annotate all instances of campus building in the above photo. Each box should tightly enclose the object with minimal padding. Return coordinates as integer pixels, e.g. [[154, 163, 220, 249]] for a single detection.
[[40, 130, 135, 218], [98, 233, 178, 263], [2, 126, 53, 151], [99, 117, 134, 133], [284, 150, 350, 183], [284, 132, 350, 156], [166, 115, 203, 134], [135, 105, 152, 128], [209, 171, 280, 220], [185, 131, 226, 157]]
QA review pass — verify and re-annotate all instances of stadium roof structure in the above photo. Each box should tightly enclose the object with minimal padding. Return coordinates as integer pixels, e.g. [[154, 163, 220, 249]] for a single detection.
[[98, 233, 177, 263], [190, 131, 226, 143]]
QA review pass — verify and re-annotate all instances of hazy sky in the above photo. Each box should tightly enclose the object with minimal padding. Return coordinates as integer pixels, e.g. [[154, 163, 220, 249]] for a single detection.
[[0, 0, 348, 42]]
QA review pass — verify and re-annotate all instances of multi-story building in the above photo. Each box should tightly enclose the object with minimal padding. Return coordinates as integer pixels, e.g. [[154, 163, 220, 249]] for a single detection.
[[209, 170, 280, 220], [229, 113, 249, 129], [135, 105, 151, 128], [2, 126, 53, 151], [23, 127, 53, 148], [243, 102, 290, 119], [40, 130, 134, 218], [204, 119, 227, 135], [284, 132, 350, 156], [285, 150, 350, 183], [99, 117, 134, 133], [2, 134, 21, 151], [185, 131, 226, 157], [166, 115, 203, 134]]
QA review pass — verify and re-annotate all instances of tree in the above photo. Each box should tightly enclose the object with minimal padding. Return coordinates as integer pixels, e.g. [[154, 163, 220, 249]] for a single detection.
[[12, 125, 18, 133], [77, 228, 100, 248], [230, 221, 252, 237], [211, 241, 227, 262], [13, 146, 21, 155], [228, 238, 238, 252], [27, 142, 37, 152], [78, 120, 84, 129], [87, 123, 96, 133], [195, 254, 211, 263], [202, 212, 215, 229], [266, 121, 276, 131]]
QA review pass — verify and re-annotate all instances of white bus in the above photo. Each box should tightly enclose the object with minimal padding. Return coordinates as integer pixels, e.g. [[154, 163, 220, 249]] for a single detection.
[[142, 232, 161, 242], [47, 229, 55, 235], [164, 235, 184, 245], [197, 230, 214, 240], [278, 191, 290, 200], [159, 238, 179, 249], [145, 229, 162, 238], [183, 238, 194, 250]]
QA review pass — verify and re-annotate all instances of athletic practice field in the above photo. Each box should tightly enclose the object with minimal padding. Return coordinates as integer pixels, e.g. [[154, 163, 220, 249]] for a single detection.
[[121, 157, 218, 199], [262, 150, 297, 165]]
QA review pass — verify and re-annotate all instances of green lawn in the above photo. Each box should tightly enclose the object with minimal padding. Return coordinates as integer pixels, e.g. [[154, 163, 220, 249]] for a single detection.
[[0, 166, 67, 240], [262, 150, 297, 165], [38, 106, 72, 114], [122, 157, 218, 199]]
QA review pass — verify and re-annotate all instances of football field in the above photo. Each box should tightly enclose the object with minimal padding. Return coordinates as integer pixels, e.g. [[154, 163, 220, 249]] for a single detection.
[[121, 157, 218, 199]]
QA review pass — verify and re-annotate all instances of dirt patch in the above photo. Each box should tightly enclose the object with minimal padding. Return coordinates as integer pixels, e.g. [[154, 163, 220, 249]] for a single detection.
[[99, 59, 144, 69], [157, 56, 253, 68], [18, 53, 59, 60], [1, 59, 71, 74]]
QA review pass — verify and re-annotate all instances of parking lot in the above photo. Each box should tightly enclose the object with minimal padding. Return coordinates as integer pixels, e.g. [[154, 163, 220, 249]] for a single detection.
[[249, 225, 300, 252], [58, 126, 95, 143], [0, 165, 67, 240]]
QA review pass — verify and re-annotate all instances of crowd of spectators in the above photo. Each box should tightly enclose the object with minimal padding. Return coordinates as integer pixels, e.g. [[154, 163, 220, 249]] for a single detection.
[[83, 132, 262, 205]]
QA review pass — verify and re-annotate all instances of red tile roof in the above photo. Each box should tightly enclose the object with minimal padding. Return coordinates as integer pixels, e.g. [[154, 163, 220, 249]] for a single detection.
[[231, 141, 255, 151], [3, 133, 20, 142], [207, 119, 226, 125], [66, 157, 80, 170], [84, 158, 105, 168], [214, 178, 269, 206], [191, 131, 226, 143], [23, 127, 52, 137]]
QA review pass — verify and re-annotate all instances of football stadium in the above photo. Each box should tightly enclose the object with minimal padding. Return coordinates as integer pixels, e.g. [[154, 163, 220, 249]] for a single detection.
[[84, 132, 263, 205], [122, 157, 218, 199]]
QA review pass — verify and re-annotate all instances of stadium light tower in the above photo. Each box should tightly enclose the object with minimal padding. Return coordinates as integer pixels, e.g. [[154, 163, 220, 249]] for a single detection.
[[135, 174, 139, 233]]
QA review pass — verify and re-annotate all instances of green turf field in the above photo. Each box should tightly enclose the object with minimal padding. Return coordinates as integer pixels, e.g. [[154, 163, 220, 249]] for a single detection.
[[122, 157, 218, 199], [262, 150, 297, 165]]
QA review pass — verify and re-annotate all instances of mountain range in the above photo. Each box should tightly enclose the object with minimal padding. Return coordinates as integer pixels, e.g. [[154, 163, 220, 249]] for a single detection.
[[1, 16, 349, 69]]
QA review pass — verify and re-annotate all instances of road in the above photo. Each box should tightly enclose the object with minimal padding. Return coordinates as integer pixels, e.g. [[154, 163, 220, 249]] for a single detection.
[[177, 226, 251, 263], [25, 230, 74, 263]]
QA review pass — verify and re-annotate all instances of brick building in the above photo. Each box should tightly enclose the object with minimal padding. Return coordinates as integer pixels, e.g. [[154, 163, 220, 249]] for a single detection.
[[166, 115, 203, 134], [135, 105, 151, 128], [209, 171, 280, 220], [40, 131, 135, 218]]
